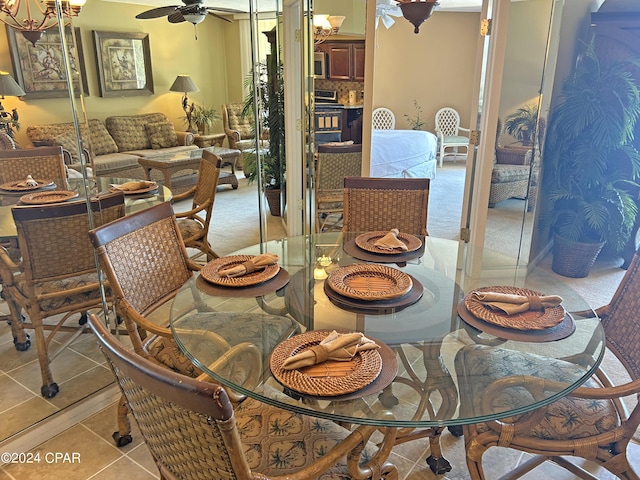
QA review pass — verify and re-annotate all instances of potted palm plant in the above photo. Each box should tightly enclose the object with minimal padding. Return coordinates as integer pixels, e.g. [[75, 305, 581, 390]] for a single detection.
[[496, 103, 539, 165], [541, 39, 640, 277], [190, 105, 220, 134]]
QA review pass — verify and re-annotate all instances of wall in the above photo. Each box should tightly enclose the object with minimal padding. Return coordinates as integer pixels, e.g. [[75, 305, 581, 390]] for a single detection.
[[0, 0, 231, 146], [371, 11, 480, 132]]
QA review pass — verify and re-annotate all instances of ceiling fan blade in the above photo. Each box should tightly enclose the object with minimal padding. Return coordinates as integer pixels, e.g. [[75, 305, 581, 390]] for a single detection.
[[206, 11, 233, 23], [168, 11, 186, 23], [136, 6, 179, 19], [204, 7, 243, 14]]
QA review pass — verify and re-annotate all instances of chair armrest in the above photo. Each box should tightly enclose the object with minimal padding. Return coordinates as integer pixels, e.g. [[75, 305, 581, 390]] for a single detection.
[[176, 131, 195, 146], [171, 185, 197, 203], [458, 126, 471, 134], [0, 246, 21, 285], [434, 129, 444, 142], [174, 201, 210, 219], [224, 128, 241, 143]]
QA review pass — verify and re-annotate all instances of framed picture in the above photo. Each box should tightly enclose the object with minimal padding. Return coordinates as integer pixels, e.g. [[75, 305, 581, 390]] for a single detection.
[[93, 31, 154, 97], [6, 26, 89, 99]]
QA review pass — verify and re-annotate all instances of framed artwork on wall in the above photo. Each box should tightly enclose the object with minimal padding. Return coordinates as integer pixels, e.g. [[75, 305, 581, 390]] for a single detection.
[[93, 31, 154, 97], [6, 26, 89, 99]]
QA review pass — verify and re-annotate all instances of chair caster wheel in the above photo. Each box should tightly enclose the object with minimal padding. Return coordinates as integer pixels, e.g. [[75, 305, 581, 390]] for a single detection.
[[448, 425, 464, 437], [13, 334, 31, 351], [41, 383, 59, 398], [79, 313, 88, 325], [112, 432, 133, 447]]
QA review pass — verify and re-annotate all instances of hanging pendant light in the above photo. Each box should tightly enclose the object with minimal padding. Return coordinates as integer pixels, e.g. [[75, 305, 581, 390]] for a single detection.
[[397, 0, 439, 34]]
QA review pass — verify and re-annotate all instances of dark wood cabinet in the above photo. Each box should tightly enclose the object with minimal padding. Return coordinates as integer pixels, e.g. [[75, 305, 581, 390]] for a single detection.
[[318, 40, 365, 82]]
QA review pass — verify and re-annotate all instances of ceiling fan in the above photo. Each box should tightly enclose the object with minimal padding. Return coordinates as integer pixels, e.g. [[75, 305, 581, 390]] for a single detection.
[[136, 0, 241, 38]]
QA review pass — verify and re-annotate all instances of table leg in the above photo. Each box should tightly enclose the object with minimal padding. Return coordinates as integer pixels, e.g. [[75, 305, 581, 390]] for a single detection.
[[162, 170, 173, 189], [143, 167, 152, 181]]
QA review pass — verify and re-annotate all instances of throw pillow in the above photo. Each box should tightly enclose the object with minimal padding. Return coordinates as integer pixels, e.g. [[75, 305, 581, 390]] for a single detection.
[[54, 131, 80, 160], [145, 121, 179, 149]]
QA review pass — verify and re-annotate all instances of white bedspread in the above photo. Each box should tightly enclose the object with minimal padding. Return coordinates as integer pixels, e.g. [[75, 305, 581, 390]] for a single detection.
[[370, 129, 438, 179]]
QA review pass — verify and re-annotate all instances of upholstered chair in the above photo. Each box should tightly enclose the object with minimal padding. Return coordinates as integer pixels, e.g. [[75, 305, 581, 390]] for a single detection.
[[221, 102, 269, 152]]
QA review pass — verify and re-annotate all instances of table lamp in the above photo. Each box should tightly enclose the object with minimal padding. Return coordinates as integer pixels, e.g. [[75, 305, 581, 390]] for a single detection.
[[0, 71, 25, 140], [170, 74, 199, 133]]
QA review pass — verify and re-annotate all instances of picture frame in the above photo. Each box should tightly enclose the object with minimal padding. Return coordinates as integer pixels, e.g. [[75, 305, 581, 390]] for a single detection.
[[93, 31, 154, 97], [6, 26, 89, 99]]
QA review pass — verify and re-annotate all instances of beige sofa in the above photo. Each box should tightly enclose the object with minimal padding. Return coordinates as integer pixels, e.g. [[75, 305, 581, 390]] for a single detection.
[[27, 113, 199, 179]]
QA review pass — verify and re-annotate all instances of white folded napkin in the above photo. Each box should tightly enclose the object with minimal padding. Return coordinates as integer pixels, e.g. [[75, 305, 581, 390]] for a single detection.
[[282, 330, 379, 371], [471, 291, 563, 315], [373, 228, 409, 251], [17, 175, 38, 187], [217, 253, 279, 278]]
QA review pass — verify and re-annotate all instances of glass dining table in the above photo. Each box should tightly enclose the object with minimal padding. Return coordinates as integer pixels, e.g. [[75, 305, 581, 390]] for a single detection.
[[0, 176, 172, 240], [169, 233, 605, 475]]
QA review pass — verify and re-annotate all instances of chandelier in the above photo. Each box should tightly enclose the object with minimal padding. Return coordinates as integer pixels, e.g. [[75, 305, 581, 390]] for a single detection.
[[313, 14, 345, 45], [0, 0, 86, 45]]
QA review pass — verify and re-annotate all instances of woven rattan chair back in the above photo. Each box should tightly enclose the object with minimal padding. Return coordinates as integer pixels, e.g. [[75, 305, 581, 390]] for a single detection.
[[343, 176, 430, 236], [87, 313, 253, 479], [0, 146, 67, 184], [372, 107, 396, 130], [315, 144, 362, 232], [89, 202, 194, 320], [174, 150, 221, 261], [1, 191, 125, 398]]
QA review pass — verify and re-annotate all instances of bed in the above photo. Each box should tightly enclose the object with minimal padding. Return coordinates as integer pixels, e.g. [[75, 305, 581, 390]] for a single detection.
[[370, 129, 438, 179]]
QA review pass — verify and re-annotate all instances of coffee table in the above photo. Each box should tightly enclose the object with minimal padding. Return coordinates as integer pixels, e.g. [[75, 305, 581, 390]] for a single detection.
[[138, 146, 241, 190]]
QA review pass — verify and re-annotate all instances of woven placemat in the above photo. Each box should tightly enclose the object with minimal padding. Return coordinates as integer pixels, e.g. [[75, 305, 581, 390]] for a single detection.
[[463, 286, 566, 330], [270, 330, 388, 397], [196, 268, 290, 297], [355, 231, 422, 254], [109, 182, 158, 195], [326, 264, 412, 301], [20, 190, 79, 205], [1, 179, 54, 191], [324, 275, 424, 315], [458, 300, 576, 342], [201, 255, 280, 287], [343, 238, 425, 265]]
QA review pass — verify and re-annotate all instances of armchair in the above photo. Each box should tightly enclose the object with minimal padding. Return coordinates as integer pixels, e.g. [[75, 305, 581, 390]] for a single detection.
[[434, 107, 470, 167], [221, 102, 269, 152]]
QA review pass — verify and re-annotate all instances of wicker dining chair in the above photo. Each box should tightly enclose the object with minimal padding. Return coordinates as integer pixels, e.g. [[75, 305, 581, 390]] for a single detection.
[[0, 192, 125, 398], [315, 143, 362, 232], [343, 176, 430, 236], [172, 150, 222, 261], [88, 202, 298, 446], [456, 248, 640, 480], [0, 145, 67, 184], [88, 312, 399, 480]]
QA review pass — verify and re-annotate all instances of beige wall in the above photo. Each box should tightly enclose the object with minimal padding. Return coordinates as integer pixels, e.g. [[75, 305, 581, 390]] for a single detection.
[[371, 12, 481, 132], [0, 0, 231, 146]]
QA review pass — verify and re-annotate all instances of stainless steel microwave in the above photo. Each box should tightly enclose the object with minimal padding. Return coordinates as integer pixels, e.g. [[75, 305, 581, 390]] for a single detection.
[[314, 52, 326, 78]]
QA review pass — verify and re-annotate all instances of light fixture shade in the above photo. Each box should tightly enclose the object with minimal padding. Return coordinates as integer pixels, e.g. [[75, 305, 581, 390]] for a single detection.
[[183, 13, 207, 24], [399, 0, 439, 34], [0, 71, 26, 97], [327, 15, 345, 32], [169, 74, 200, 93]]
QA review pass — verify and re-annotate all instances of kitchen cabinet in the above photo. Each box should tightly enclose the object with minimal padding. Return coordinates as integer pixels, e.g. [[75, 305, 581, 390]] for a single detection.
[[318, 40, 365, 82]]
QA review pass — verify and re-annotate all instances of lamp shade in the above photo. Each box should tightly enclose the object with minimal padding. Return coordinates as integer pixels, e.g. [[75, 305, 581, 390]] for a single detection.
[[0, 72, 26, 97], [169, 74, 200, 93]]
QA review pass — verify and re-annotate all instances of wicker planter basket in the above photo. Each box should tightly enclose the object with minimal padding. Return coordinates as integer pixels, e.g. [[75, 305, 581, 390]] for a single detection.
[[552, 233, 605, 278], [265, 188, 282, 217], [495, 145, 531, 165]]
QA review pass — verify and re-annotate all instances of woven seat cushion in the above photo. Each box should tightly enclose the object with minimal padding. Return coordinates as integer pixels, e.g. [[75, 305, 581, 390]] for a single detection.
[[236, 394, 379, 477], [456, 345, 620, 440], [491, 164, 531, 183], [15, 271, 102, 312], [147, 336, 203, 378]]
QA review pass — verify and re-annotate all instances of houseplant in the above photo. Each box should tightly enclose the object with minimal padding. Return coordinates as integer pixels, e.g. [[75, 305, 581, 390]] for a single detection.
[[190, 105, 220, 134], [504, 103, 539, 146], [404, 100, 425, 130], [243, 54, 285, 216], [542, 39, 640, 277]]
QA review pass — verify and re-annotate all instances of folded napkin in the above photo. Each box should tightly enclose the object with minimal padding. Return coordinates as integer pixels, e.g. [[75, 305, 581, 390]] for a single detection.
[[282, 330, 379, 371], [110, 180, 156, 192], [217, 252, 279, 278], [471, 291, 563, 315], [373, 228, 408, 251], [17, 175, 38, 188]]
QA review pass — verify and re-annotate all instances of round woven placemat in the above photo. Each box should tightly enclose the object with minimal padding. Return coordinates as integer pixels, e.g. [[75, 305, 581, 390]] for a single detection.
[[270, 330, 384, 397], [355, 231, 422, 254], [201, 255, 280, 287], [463, 286, 565, 330], [343, 238, 425, 264], [326, 264, 412, 301], [1, 179, 54, 191], [109, 183, 158, 195], [19, 190, 79, 205], [196, 268, 290, 297]]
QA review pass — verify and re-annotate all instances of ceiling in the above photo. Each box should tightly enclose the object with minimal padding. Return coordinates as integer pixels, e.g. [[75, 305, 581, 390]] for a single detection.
[[105, 0, 484, 14]]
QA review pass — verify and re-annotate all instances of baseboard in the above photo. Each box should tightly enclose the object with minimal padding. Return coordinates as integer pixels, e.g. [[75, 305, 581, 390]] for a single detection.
[[0, 384, 120, 457]]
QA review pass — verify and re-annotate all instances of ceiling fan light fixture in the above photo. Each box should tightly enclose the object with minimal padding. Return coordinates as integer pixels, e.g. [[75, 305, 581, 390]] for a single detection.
[[183, 12, 206, 24], [398, 0, 439, 34]]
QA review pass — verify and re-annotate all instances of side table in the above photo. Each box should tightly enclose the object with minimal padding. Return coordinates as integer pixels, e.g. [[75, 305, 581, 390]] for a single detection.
[[193, 133, 226, 149], [203, 146, 242, 190]]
